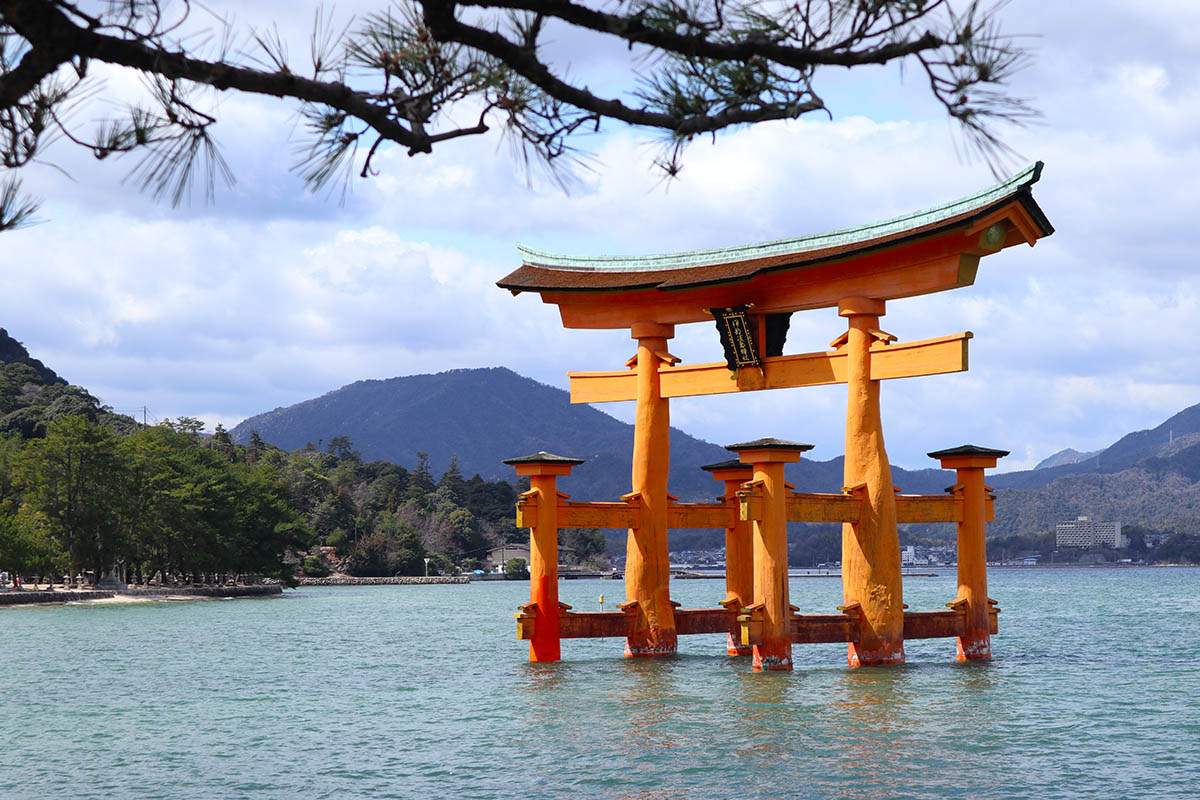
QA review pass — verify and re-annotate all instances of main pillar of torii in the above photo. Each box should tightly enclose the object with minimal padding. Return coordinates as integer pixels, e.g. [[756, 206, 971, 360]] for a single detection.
[[498, 163, 1053, 663]]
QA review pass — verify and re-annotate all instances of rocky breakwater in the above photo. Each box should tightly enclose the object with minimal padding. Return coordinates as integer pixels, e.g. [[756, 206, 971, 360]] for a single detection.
[[296, 576, 469, 586]]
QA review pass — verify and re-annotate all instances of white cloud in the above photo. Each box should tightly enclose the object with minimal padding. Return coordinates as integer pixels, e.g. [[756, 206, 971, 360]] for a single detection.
[[4, 0, 1198, 466]]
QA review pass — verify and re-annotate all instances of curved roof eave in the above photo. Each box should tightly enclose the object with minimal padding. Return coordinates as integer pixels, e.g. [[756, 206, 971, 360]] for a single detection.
[[498, 162, 1051, 295]]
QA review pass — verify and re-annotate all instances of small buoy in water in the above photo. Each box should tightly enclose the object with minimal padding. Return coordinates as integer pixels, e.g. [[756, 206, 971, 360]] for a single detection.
[[598, 594, 605, 611]]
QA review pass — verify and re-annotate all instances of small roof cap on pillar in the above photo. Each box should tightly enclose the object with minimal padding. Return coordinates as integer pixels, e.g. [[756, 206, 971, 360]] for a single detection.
[[927, 445, 1009, 460], [502, 451, 586, 466], [726, 438, 814, 453], [700, 458, 752, 472]]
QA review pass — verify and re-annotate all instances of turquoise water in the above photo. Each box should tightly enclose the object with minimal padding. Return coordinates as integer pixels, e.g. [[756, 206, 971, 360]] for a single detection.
[[3, 568, 1198, 798]]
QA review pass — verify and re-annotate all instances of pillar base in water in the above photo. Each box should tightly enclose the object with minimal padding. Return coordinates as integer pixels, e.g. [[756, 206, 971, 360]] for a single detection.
[[956, 635, 991, 661], [752, 648, 793, 672], [624, 632, 678, 657], [752, 634, 793, 671], [848, 641, 905, 667], [727, 633, 752, 657]]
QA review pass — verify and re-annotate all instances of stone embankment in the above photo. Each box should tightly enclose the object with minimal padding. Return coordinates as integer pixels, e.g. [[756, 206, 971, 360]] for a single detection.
[[295, 576, 469, 586], [123, 585, 283, 598], [0, 590, 115, 605], [0, 585, 283, 606]]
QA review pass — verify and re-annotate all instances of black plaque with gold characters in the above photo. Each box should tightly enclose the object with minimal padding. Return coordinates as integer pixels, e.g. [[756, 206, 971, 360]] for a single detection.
[[710, 306, 760, 370]]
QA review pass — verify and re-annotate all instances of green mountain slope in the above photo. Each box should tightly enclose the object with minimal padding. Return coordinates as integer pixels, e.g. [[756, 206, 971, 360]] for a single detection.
[[230, 367, 954, 502]]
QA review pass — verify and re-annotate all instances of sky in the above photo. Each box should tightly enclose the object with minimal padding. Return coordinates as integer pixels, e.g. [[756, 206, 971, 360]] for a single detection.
[[3, 0, 1198, 473]]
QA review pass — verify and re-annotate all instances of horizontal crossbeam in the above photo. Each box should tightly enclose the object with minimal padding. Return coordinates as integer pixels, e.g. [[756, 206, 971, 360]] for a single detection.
[[518, 607, 997, 641], [788, 493, 862, 523], [516, 496, 737, 531], [569, 332, 972, 404], [736, 491, 992, 524]]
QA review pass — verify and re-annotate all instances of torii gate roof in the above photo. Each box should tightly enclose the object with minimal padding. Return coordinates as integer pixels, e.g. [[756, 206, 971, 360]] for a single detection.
[[498, 163, 1053, 330]]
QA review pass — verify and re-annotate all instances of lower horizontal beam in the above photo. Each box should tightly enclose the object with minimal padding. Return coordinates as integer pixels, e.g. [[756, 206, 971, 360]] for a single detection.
[[903, 609, 966, 640], [669, 503, 735, 529], [674, 607, 739, 635], [557, 611, 630, 639], [790, 614, 860, 644], [787, 493, 862, 523], [520, 608, 996, 642], [895, 495, 961, 523]]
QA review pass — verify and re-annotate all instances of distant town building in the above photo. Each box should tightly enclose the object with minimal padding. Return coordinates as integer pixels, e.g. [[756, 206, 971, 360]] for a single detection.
[[1055, 516, 1126, 549], [486, 543, 531, 571]]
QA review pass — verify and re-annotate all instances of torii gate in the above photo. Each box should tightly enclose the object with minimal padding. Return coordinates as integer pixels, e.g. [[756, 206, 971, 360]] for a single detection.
[[499, 163, 1053, 670]]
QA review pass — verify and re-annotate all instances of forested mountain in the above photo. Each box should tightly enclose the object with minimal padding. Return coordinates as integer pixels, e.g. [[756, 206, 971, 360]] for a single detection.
[[989, 434, 1200, 538], [231, 367, 955, 502], [0, 329, 137, 438], [0, 329, 65, 386], [6, 324, 1198, 574]]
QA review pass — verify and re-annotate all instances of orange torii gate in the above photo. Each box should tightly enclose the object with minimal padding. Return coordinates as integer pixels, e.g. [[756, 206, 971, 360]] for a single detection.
[[499, 163, 1053, 670]]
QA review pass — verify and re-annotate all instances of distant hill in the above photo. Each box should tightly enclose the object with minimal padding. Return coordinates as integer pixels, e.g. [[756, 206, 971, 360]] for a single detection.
[[985, 404, 1200, 537], [0, 328, 135, 438], [1034, 447, 1100, 470], [231, 366, 1200, 537], [230, 367, 954, 503], [0, 328, 66, 386], [993, 402, 1200, 491]]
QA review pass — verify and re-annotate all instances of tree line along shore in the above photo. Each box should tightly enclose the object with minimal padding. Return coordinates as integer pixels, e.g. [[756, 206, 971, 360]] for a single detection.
[[0, 355, 608, 587]]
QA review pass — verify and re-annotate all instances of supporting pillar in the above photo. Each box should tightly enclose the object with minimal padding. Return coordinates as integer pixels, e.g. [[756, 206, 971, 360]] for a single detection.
[[702, 459, 755, 656], [504, 451, 584, 663], [838, 297, 905, 666], [728, 439, 813, 671], [625, 321, 678, 656], [930, 445, 1008, 660]]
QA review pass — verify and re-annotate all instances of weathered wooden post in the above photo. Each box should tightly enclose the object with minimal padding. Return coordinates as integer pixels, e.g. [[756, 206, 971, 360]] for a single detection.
[[504, 451, 584, 663], [929, 445, 1007, 660], [625, 321, 678, 657], [702, 458, 755, 656], [729, 439, 813, 671], [838, 296, 905, 667]]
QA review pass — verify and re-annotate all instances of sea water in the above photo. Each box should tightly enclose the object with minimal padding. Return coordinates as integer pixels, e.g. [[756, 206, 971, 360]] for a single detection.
[[2, 568, 1198, 799]]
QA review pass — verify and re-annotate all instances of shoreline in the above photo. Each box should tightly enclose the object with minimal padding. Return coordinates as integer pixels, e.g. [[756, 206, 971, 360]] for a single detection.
[[295, 576, 469, 586], [0, 584, 283, 607]]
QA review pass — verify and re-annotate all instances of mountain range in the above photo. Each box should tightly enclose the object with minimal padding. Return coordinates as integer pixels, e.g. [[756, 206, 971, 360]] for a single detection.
[[5, 321, 1195, 539], [986, 404, 1200, 536], [229, 367, 953, 503], [231, 366, 1200, 537]]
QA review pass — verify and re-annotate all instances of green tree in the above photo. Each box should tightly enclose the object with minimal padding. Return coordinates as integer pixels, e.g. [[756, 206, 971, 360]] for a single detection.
[[327, 436, 360, 462], [343, 513, 426, 576], [15, 415, 125, 580], [210, 423, 236, 461], [0, 1, 1031, 230], [247, 431, 266, 464], [504, 558, 529, 581], [438, 456, 467, 505], [0, 510, 67, 578], [0, 431, 23, 511]]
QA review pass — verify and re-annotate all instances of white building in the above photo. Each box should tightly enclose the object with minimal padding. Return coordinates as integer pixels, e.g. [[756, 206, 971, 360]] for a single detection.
[[1055, 516, 1126, 549]]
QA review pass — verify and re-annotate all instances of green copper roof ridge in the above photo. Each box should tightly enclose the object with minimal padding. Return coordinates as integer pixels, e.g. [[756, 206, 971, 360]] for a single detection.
[[518, 162, 1043, 273]]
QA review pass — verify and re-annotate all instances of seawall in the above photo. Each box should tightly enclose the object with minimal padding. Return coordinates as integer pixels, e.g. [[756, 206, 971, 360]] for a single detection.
[[295, 576, 469, 586], [0, 585, 283, 606], [0, 590, 114, 605]]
